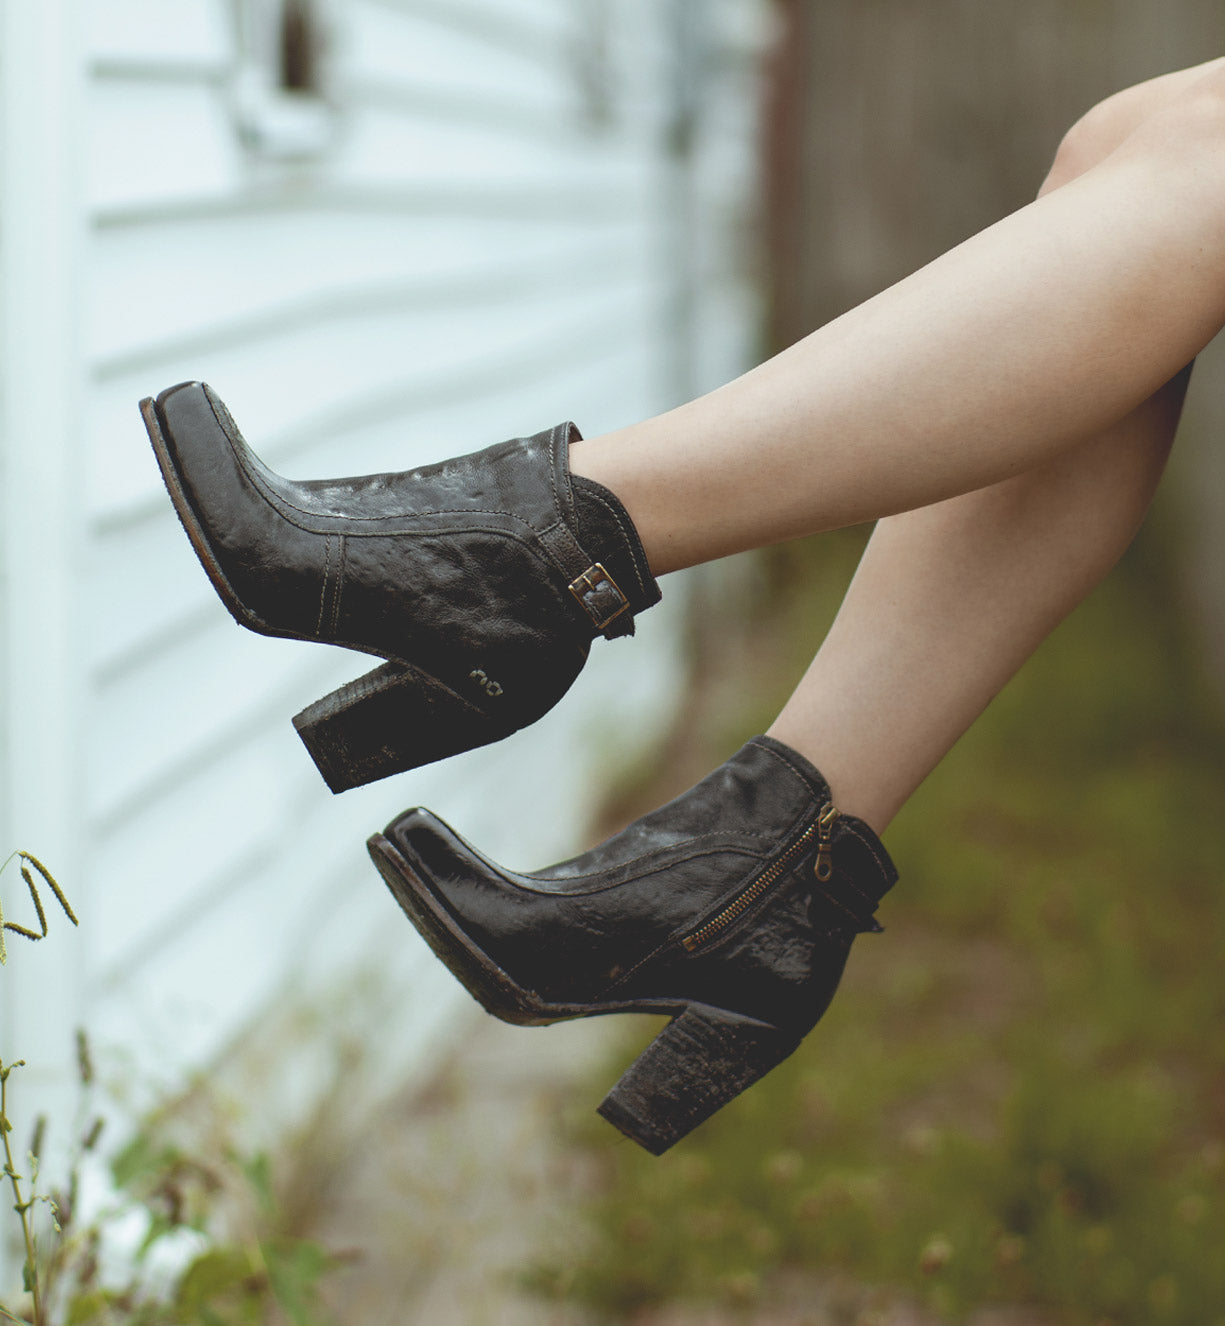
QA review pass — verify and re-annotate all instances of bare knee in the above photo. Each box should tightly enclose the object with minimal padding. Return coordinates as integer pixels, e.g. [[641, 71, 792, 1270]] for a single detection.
[[1118, 69, 1225, 183], [1043, 89, 1169, 194], [1041, 57, 1225, 195], [1041, 105, 1122, 195]]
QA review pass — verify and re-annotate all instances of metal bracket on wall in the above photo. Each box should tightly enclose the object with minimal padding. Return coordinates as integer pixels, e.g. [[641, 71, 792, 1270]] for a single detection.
[[231, 0, 340, 161]]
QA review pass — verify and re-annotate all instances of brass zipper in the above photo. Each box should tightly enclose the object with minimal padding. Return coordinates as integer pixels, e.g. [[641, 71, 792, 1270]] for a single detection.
[[814, 802, 840, 882], [681, 802, 838, 953]]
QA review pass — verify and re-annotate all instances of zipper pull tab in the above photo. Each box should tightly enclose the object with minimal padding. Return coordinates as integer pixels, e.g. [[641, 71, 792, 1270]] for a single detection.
[[814, 802, 840, 882]]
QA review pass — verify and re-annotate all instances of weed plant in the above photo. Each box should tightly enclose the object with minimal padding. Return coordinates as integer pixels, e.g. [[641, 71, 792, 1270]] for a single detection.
[[1, 855, 341, 1324], [1, 1034, 342, 1324], [535, 519, 1225, 1324], [1, 851, 79, 1321]]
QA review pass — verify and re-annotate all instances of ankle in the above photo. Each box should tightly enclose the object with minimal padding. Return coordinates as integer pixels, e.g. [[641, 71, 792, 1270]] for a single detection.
[[764, 720, 897, 834], [569, 433, 679, 577]]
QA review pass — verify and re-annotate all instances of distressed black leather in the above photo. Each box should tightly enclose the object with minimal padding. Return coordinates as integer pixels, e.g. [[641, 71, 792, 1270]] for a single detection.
[[148, 381, 660, 745], [371, 736, 897, 1039]]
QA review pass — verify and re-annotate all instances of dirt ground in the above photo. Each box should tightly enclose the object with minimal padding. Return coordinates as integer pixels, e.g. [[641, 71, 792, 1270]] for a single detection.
[[303, 1006, 1052, 1326], [307, 1010, 616, 1325]]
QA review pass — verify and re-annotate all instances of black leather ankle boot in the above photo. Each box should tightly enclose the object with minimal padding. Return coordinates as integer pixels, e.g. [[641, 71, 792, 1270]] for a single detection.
[[141, 382, 660, 791], [366, 736, 897, 1154]]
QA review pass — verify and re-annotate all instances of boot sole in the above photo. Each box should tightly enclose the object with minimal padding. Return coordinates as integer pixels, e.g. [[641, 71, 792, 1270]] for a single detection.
[[142, 392, 270, 638], [366, 830, 573, 1026]]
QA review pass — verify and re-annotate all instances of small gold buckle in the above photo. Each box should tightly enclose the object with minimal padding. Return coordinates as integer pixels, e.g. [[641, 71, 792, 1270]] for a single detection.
[[568, 562, 629, 631]]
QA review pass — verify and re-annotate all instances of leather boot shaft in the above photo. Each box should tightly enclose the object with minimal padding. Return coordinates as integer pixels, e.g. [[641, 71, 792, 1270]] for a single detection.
[[143, 381, 661, 787]]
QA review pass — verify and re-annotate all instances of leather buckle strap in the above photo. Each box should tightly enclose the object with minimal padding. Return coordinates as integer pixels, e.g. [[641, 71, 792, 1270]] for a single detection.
[[569, 562, 630, 633]]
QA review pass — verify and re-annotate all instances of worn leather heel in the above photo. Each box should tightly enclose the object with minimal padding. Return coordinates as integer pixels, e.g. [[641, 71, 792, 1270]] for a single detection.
[[293, 662, 503, 793], [598, 1005, 798, 1155]]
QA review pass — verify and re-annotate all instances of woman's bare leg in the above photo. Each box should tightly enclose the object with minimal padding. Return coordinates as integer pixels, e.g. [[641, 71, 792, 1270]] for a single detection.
[[765, 64, 1212, 829], [570, 59, 1225, 577], [766, 375, 1186, 829], [571, 59, 1225, 829]]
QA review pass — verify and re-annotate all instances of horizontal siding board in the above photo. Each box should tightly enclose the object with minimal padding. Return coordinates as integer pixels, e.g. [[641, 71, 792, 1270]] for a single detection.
[[90, 178, 640, 230], [84, 0, 230, 63], [88, 235, 644, 379], [85, 617, 696, 1055], [91, 727, 420, 987], [84, 513, 224, 676], [89, 57, 230, 86], [89, 758, 318, 979], [353, 0, 573, 80], [93, 600, 219, 691], [89, 840, 387, 1074], [87, 641, 339, 833], [90, 877, 472, 1098], [86, 131, 652, 227], [37, 0, 768, 1105], [330, 108, 632, 186], [345, 76, 581, 141], [86, 213, 643, 366], [85, 80, 242, 212], [86, 277, 660, 525]]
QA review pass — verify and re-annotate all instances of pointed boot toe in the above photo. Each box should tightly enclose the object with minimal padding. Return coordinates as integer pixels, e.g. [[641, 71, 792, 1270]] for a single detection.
[[367, 736, 898, 1154], [141, 382, 660, 790]]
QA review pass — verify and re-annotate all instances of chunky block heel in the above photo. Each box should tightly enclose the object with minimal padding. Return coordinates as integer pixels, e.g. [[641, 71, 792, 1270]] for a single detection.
[[293, 662, 502, 793], [598, 1005, 798, 1155]]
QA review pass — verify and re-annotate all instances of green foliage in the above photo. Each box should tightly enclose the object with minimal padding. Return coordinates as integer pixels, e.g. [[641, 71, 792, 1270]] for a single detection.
[[3, 853, 342, 1325], [0, 1037, 341, 1325], [0, 852, 77, 968], [1, 856, 78, 1325], [535, 521, 1225, 1324]]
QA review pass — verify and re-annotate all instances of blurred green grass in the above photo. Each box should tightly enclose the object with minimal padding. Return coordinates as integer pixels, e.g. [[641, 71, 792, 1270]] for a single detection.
[[533, 513, 1225, 1324]]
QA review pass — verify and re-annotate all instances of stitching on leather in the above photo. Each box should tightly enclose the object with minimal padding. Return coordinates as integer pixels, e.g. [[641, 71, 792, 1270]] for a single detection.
[[409, 662, 493, 720], [538, 519, 583, 574], [812, 882, 874, 926], [599, 933, 676, 997], [838, 820, 896, 893], [519, 838, 769, 890], [376, 661, 492, 721], [299, 541, 579, 662], [538, 423, 620, 621], [549, 422, 579, 531], [197, 391, 599, 646], [204, 391, 559, 535], [201, 387, 623, 638], [592, 810, 823, 994], [315, 533, 332, 637], [753, 740, 830, 803], [236, 453, 551, 535], [829, 864, 880, 912], [576, 484, 651, 600], [547, 423, 562, 518], [330, 534, 347, 635], [749, 740, 894, 893]]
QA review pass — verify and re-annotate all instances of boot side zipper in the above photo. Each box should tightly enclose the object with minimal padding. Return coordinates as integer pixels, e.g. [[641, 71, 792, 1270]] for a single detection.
[[680, 802, 837, 953], [814, 802, 840, 882]]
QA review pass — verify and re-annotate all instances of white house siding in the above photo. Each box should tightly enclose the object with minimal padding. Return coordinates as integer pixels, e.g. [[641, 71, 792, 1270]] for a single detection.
[[0, 0, 768, 1190]]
